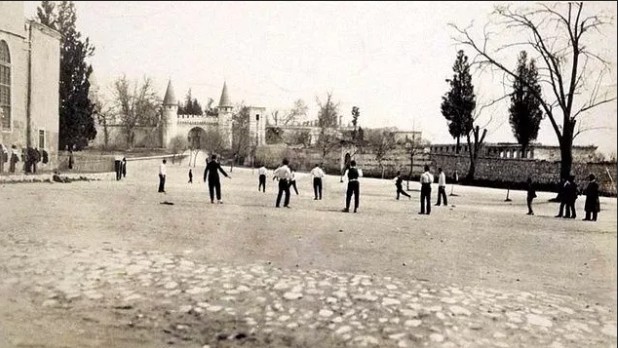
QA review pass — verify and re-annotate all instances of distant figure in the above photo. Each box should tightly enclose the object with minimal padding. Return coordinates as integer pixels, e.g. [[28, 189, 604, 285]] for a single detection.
[[555, 177, 569, 218], [158, 159, 167, 193], [564, 175, 578, 219], [9, 145, 18, 173], [188, 168, 193, 184], [526, 177, 537, 215], [394, 171, 411, 200], [342, 160, 362, 213], [583, 174, 600, 221], [290, 168, 299, 195], [436, 168, 447, 206], [419, 165, 433, 215], [273, 158, 292, 208], [310, 163, 325, 200], [203, 154, 231, 204], [122, 157, 127, 178], [68, 148, 74, 170], [114, 155, 123, 181], [258, 165, 268, 192]]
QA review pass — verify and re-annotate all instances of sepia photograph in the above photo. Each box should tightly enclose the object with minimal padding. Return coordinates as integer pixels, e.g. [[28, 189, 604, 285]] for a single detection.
[[0, 1, 616, 347]]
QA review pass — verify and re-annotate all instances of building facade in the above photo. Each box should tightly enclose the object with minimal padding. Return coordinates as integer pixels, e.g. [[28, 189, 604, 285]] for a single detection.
[[0, 2, 61, 173], [93, 81, 266, 151], [430, 142, 598, 162]]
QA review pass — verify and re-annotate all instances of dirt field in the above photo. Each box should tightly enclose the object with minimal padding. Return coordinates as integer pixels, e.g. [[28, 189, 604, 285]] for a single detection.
[[0, 159, 616, 347]]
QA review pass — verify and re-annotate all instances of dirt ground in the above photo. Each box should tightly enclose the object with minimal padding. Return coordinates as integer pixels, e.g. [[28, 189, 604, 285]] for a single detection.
[[0, 159, 616, 347]]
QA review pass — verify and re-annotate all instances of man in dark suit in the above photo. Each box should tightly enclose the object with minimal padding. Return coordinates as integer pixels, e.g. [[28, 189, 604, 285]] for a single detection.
[[204, 154, 231, 204]]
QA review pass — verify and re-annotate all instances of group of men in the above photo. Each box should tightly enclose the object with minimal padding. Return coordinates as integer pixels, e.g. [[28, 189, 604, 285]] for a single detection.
[[268, 160, 326, 208], [156, 157, 601, 221]]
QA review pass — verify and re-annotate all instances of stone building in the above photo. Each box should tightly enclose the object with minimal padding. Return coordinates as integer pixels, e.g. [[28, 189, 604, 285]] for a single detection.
[[430, 142, 598, 162], [92, 81, 266, 150], [0, 2, 61, 172]]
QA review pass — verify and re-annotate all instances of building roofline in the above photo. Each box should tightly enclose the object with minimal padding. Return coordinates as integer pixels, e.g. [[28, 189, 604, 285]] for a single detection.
[[28, 20, 62, 40]]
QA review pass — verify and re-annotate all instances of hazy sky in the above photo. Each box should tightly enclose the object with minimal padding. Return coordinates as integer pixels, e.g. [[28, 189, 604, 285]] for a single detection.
[[24, 1, 618, 154]]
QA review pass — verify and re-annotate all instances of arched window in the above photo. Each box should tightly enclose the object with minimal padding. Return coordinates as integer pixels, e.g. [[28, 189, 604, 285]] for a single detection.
[[0, 40, 10, 129]]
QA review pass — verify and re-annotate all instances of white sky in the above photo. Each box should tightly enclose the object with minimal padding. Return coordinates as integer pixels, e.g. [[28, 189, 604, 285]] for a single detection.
[[24, 1, 618, 155]]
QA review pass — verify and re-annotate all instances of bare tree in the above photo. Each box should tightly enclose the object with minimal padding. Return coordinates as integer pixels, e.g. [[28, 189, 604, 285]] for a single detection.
[[366, 129, 396, 179], [315, 92, 341, 158], [111, 75, 161, 148], [404, 134, 429, 190], [451, 2, 617, 179]]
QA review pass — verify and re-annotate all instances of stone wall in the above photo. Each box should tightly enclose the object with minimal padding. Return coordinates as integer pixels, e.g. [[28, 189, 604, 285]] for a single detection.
[[90, 125, 162, 149], [57, 152, 115, 173], [431, 153, 618, 196]]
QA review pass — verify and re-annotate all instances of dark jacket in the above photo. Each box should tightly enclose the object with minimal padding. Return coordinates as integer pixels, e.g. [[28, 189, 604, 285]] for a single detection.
[[563, 181, 578, 203], [204, 161, 228, 183], [527, 182, 537, 199], [584, 181, 600, 213]]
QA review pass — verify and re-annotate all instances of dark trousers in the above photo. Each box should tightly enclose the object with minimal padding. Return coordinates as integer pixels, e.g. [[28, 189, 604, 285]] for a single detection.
[[566, 201, 576, 218], [345, 181, 360, 211], [313, 178, 323, 199], [420, 184, 431, 214], [585, 211, 598, 221], [276, 180, 290, 207], [291, 180, 299, 195], [158, 174, 166, 192], [208, 180, 222, 202], [436, 186, 447, 206], [396, 185, 410, 199], [258, 175, 266, 192], [527, 196, 534, 213], [115, 160, 122, 181]]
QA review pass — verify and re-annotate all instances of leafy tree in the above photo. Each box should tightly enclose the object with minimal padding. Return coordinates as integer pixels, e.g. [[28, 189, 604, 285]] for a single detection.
[[37, 1, 56, 27], [452, 2, 617, 180], [266, 127, 284, 144], [179, 89, 203, 115], [351, 106, 360, 140], [440, 50, 476, 154], [37, 0, 97, 150], [110, 75, 161, 148], [509, 51, 543, 157]]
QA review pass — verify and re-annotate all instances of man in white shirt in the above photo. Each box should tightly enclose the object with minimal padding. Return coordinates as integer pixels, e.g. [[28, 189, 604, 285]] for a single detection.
[[436, 167, 447, 206], [158, 159, 167, 193], [419, 165, 433, 215], [257, 165, 268, 192], [310, 163, 325, 200], [273, 158, 292, 208]]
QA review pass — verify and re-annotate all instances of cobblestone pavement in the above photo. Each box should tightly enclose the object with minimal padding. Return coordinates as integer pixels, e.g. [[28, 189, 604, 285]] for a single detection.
[[1, 235, 615, 348]]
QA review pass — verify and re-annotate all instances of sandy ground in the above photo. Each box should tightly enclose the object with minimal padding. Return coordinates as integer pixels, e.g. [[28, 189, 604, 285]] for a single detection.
[[0, 159, 615, 347]]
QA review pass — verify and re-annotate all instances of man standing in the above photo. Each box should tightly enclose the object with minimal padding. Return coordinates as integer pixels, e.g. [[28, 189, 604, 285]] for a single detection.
[[122, 157, 127, 178], [158, 159, 167, 193], [310, 163, 325, 200], [204, 154, 231, 204], [342, 160, 362, 213], [273, 159, 292, 208], [435, 168, 447, 206], [583, 174, 600, 222], [419, 165, 433, 215], [114, 154, 123, 181], [258, 164, 268, 192], [394, 171, 411, 200]]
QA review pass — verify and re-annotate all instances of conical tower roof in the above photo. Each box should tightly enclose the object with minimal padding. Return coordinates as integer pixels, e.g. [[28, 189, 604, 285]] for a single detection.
[[163, 80, 176, 105], [218, 82, 232, 108]]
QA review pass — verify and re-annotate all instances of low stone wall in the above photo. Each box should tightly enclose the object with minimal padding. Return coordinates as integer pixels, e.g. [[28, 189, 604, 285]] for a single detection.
[[58, 152, 116, 173], [431, 153, 618, 196], [0, 172, 115, 184]]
